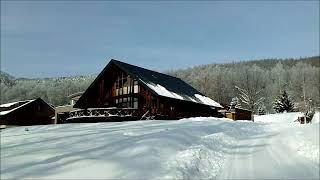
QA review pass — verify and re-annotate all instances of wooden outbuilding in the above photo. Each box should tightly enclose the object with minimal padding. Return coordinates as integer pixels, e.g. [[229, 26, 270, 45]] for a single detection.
[[0, 98, 55, 126], [69, 59, 223, 122], [225, 107, 252, 121], [54, 92, 83, 123]]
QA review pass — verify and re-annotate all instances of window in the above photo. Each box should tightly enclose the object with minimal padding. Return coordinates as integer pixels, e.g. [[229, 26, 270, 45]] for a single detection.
[[133, 98, 138, 109], [123, 87, 128, 95], [134, 85, 139, 93], [119, 88, 123, 95], [114, 75, 139, 96], [113, 74, 139, 108], [133, 101, 138, 109]]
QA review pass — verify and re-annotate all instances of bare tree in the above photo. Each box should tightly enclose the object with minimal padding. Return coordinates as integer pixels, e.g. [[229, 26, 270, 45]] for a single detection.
[[235, 85, 264, 114]]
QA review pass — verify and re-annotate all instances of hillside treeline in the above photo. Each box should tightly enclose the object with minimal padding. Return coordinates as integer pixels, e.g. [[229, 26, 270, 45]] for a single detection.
[[0, 73, 95, 106], [1, 56, 319, 113], [168, 56, 319, 113]]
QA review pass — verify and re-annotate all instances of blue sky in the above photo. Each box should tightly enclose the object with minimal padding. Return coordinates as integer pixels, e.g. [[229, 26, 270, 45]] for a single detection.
[[1, 1, 319, 78]]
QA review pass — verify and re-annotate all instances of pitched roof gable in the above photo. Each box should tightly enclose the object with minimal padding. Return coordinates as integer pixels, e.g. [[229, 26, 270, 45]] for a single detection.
[[76, 59, 222, 108], [0, 98, 54, 116], [112, 60, 222, 107]]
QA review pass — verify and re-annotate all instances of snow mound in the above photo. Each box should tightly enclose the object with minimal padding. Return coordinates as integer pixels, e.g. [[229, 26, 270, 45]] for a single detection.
[[255, 112, 303, 124], [164, 145, 223, 179], [163, 132, 235, 179], [1, 114, 318, 179], [285, 122, 319, 163], [255, 112, 319, 165], [312, 111, 319, 123]]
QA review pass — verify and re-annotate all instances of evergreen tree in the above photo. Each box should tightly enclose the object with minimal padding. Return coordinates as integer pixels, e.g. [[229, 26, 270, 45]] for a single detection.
[[273, 90, 294, 113]]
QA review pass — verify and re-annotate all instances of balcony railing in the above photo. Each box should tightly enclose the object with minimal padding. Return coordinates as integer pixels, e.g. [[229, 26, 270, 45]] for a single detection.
[[68, 107, 139, 120]]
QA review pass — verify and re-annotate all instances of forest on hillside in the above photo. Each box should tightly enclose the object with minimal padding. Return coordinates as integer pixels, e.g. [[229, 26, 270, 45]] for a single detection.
[[0, 74, 96, 106], [168, 56, 319, 113], [0, 56, 319, 113]]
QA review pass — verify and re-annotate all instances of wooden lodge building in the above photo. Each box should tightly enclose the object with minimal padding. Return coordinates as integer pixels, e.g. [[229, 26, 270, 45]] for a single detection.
[[0, 98, 55, 126], [68, 59, 223, 122]]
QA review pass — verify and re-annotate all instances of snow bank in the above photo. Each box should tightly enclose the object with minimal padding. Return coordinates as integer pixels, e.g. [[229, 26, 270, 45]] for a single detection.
[[254, 112, 303, 124], [283, 122, 320, 164], [163, 132, 236, 179], [0, 117, 247, 179], [1, 113, 318, 179], [255, 112, 319, 164], [312, 111, 319, 123]]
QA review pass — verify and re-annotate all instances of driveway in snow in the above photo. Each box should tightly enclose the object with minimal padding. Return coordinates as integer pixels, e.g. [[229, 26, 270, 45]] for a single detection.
[[0, 112, 319, 179], [218, 113, 319, 179]]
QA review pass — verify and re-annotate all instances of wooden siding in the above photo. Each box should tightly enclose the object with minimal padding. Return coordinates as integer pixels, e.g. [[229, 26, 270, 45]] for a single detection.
[[226, 108, 252, 120], [0, 98, 55, 126], [75, 63, 218, 120]]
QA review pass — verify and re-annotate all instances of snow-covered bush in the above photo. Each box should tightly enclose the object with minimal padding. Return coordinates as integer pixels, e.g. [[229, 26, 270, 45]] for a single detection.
[[230, 97, 241, 110]]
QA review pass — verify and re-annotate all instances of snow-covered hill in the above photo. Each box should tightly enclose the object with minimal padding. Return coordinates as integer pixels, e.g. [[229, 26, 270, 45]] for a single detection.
[[1, 112, 319, 179]]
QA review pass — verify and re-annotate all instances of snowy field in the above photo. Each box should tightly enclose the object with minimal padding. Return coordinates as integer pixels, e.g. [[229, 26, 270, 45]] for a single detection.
[[1, 112, 319, 179]]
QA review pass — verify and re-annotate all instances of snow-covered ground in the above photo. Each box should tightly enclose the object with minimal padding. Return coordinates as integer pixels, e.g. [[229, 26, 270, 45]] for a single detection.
[[1, 112, 319, 179]]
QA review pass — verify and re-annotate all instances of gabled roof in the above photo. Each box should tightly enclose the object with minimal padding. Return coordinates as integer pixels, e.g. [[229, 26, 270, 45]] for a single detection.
[[75, 59, 222, 108], [0, 98, 54, 116]]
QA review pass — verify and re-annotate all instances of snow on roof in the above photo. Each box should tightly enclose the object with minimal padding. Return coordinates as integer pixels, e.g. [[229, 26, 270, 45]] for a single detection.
[[188, 97, 198, 103], [146, 83, 184, 100], [0, 102, 18, 108], [194, 94, 223, 108], [0, 110, 11, 115], [0, 100, 33, 108], [0, 100, 35, 116], [141, 79, 222, 108], [1, 101, 21, 108], [75, 60, 223, 109]]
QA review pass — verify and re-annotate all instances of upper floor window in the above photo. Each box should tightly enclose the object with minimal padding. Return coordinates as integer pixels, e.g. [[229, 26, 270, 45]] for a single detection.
[[114, 73, 139, 96]]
